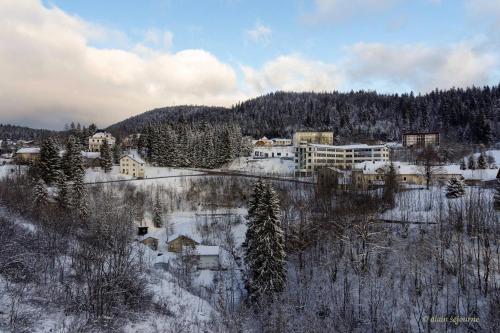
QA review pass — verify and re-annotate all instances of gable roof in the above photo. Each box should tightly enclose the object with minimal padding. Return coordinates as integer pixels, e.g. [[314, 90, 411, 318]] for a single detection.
[[120, 154, 145, 164], [16, 147, 40, 154]]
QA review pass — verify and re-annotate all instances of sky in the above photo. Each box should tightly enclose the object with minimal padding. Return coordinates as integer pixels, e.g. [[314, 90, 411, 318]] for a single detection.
[[1, 0, 500, 129]]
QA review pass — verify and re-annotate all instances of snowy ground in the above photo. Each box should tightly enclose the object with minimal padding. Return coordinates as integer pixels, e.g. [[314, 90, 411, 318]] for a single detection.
[[227, 157, 295, 176]]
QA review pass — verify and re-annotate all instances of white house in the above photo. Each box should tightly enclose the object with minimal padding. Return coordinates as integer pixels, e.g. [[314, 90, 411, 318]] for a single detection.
[[120, 154, 146, 178], [195, 245, 220, 270], [88, 132, 116, 152]]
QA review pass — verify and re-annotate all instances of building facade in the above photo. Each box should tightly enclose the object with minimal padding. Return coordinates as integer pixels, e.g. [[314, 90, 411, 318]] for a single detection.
[[295, 143, 389, 176], [15, 147, 40, 163], [402, 132, 440, 147], [119, 154, 146, 178], [88, 132, 116, 152], [352, 161, 462, 188], [271, 138, 292, 146], [292, 132, 334, 146], [253, 145, 294, 159]]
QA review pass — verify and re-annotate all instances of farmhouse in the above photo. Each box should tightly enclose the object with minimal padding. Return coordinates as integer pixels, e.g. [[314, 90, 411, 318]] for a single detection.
[[88, 132, 116, 152], [352, 161, 463, 188], [120, 154, 146, 178], [15, 147, 40, 163], [167, 235, 200, 253], [140, 237, 159, 251]]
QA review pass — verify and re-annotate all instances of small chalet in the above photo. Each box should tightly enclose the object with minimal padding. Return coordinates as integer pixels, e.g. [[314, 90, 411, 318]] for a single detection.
[[194, 245, 220, 270], [88, 132, 116, 152], [167, 235, 199, 253], [253, 137, 273, 147], [140, 236, 159, 251], [15, 147, 40, 164], [120, 154, 146, 178]]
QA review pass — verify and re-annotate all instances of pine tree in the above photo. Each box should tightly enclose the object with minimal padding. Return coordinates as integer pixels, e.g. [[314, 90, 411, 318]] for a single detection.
[[383, 162, 398, 207], [100, 140, 113, 173], [477, 152, 488, 169], [152, 195, 163, 228], [494, 180, 500, 210], [467, 155, 476, 170], [72, 176, 88, 217], [62, 136, 85, 182], [56, 172, 72, 210], [446, 177, 465, 198], [245, 181, 286, 301], [243, 179, 265, 255], [460, 159, 466, 170], [32, 178, 49, 208], [39, 137, 61, 185]]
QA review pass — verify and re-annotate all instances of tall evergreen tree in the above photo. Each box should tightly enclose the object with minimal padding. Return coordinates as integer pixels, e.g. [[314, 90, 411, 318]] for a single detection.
[[32, 178, 49, 209], [467, 155, 476, 170], [383, 162, 398, 207], [100, 140, 113, 173], [38, 137, 61, 185], [494, 180, 500, 210], [245, 181, 286, 301], [477, 152, 488, 169], [459, 159, 467, 170], [152, 195, 163, 228], [446, 177, 465, 198], [62, 136, 85, 182]]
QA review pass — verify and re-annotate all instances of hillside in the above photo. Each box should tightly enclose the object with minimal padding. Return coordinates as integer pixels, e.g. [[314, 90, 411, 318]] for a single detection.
[[107, 86, 500, 144], [0, 124, 55, 141]]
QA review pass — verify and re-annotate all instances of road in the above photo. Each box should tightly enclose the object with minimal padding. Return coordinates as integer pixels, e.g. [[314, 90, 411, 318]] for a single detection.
[[84, 168, 316, 185]]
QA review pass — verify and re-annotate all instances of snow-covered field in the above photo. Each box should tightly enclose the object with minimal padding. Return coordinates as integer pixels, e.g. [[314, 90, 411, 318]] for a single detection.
[[228, 157, 295, 176]]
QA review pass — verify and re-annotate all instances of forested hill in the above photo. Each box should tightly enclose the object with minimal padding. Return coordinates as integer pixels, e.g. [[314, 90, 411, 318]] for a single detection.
[[108, 86, 500, 144], [0, 124, 54, 141]]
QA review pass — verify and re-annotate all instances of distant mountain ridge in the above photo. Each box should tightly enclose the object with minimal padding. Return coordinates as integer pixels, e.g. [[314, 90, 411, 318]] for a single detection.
[[0, 123, 55, 141], [108, 87, 500, 144]]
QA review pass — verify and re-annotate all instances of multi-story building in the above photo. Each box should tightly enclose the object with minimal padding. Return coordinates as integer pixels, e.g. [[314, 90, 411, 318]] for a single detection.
[[295, 143, 389, 176], [88, 132, 116, 152], [292, 132, 334, 146], [15, 147, 40, 164], [120, 154, 146, 178], [402, 132, 440, 147]]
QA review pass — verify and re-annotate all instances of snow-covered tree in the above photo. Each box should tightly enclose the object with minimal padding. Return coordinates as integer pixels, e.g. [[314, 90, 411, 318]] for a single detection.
[[99, 140, 113, 173], [62, 136, 85, 182], [72, 177, 88, 217], [383, 162, 398, 207], [446, 177, 465, 198], [477, 152, 488, 169], [38, 137, 60, 185], [245, 181, 286, 301], [56, 172, 72, 210], [495, 180, 500, 210], [460, 159, 467, 170], [152, 195, 163, 228], [32, 178, 49, 208], [467, 155, 476, 170]]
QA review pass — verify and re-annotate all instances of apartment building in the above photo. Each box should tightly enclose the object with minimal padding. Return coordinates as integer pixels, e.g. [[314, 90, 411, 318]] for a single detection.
[[88, 132, 116, 152], [292, 132, 334, 146], [402, 132, 440, 147], [295, 143, 389, 176], [120, 154, 146, 178]]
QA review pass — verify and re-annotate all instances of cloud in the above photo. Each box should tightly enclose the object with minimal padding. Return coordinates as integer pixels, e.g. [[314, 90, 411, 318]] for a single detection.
[[0, 0, 498, 129], [0, 0, 243, 129], [345, 41, 497, 92], [303, 0, 399, 24], [465, 0, 500, 31], [245, 22, 272, 44], [241, 55, 342, 93]]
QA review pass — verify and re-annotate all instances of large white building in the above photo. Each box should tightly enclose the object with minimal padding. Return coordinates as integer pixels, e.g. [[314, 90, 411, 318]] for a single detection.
[[295, 143, 389, 176], [88, 132, 116, 152]]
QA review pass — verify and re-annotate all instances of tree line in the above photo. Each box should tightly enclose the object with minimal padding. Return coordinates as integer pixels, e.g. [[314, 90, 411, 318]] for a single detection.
[[139, 121, 251, 169]]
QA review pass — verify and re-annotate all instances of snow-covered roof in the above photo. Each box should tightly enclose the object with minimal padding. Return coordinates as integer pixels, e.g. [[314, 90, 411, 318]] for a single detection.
[[81, 151, 100, 159], [309, 143, 387, 150], [92, 132, 113, 138], [16, 147, 40, 154], [121, 154, 145, 164], [195, 245, 219, 256], [354, 161, 462, 176], [167, 233, 202, 244]]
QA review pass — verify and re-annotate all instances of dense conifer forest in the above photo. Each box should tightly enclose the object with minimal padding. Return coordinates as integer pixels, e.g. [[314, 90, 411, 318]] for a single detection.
[[107, 86, 500, 144]]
